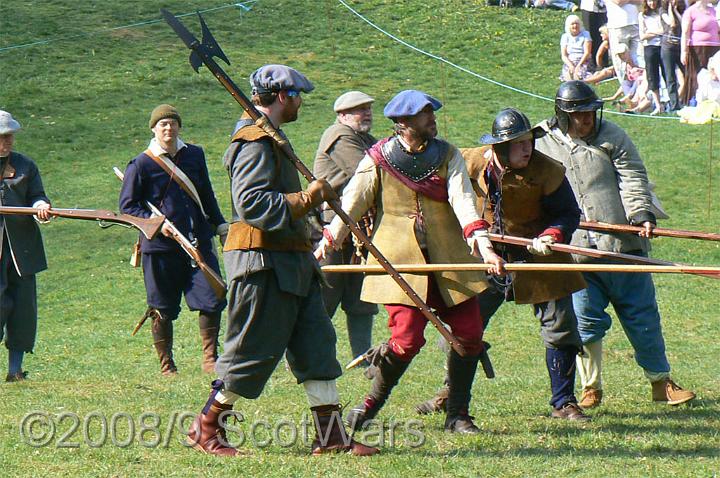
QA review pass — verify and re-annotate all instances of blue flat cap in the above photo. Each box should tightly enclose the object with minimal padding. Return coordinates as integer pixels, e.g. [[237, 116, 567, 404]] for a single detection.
[[383, 90, 442, 120], [250, 64, 314, 95]]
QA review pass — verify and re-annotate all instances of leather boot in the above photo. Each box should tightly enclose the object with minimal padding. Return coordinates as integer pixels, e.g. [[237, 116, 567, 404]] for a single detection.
[[415, 384, 449, 415], [345, 344, 410, 431], [151, 311, 177, 376], [187, 380, 239, 456], [444, 350, 481, 433], [310, 404, 379, 456], [199, 312, 221, 374]]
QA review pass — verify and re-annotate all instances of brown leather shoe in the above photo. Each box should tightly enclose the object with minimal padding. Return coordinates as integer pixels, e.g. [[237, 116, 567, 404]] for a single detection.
[[579, 387, 603, 409], [311, 404, 379, 456], [415, 386, 449, 415], [186, 399, 240, 457], [5, 371, 28, 382], [652, 379, 696, 406], [551, 402, 591, 421]]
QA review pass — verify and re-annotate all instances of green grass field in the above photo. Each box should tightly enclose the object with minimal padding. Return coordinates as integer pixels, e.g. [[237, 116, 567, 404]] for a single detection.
[[2, 1, 719, 476]]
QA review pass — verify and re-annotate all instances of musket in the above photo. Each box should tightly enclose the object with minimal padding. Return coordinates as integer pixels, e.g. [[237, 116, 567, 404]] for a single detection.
[[160, 9, 470, 356], [487, 232, 720, 280], [0, 206, 164, 240], [113, 167, 227, 299], [580, 221, 720, 242], [322, 263, 720, 276]]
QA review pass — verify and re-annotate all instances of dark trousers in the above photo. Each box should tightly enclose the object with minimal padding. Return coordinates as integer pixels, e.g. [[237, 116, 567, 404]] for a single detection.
[[683, 45, 720, 105], [644, 45, 662, 92], [217, 271, 343, 398], [142, 245, 226, 319], [582, 9, 608, 70], [661, 43, 683, 110], [0, 238, 38, 352]]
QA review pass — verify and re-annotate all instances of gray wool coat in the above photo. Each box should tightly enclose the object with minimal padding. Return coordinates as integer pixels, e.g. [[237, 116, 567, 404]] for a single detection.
[[534, 119, 654, 260]]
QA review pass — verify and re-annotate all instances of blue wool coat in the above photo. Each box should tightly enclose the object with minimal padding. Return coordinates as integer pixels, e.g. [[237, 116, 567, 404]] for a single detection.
[[119, 143, 226, 253]]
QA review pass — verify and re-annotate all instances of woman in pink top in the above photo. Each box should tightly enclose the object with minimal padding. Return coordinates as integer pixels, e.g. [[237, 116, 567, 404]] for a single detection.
[[680, 0, 720, 104]]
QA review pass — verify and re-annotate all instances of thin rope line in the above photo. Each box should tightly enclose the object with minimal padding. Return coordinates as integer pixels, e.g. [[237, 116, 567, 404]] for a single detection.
[[0, 1, 257, 53], [336, 0, 678, 120]]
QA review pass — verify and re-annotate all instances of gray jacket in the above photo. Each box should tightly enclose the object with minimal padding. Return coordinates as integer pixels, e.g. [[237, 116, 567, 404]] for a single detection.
[[222, 119, 318, 297], [534, 119, 654, 259], [0, 152, 50, 276]]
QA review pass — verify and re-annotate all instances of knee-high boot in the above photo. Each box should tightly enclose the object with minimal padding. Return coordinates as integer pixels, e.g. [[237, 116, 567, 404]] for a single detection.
[[199, 312, 221, 374], [151, 310, 177, 376], [444, 350, 481, 433], [345, 344, 410, 431]]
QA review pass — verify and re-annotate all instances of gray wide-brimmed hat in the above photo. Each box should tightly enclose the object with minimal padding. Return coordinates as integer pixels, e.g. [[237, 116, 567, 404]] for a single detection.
[[334, 91, 374, 112], [0, 110, 22, 135]]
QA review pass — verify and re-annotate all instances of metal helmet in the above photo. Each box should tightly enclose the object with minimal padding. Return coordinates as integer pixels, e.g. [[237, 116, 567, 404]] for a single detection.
[[480, 108, 537, 167], [554, 80, 604, 134]]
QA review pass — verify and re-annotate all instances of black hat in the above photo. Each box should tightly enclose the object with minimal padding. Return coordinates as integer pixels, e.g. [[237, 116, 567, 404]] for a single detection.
[[555, 81, 603, 113], [480, 108, 538, 145]]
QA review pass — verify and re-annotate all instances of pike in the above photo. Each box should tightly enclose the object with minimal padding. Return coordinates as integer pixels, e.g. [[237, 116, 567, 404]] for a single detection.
[[487, 232, 720, 280], [580, 221, 720, 242], [113, 167, 227, 299], [159, 9, 470, 356], [322, 263, 720, 276], [0, 206, 164, 240]]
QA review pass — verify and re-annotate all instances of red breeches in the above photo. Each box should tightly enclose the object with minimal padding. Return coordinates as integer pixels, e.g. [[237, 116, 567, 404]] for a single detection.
[[384, 277, 484, 361]]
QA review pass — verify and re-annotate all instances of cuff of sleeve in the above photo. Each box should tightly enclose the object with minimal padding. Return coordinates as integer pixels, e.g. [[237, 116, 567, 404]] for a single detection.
[[539, 227, 564, 243], [322, 228, 335, 248], [216, 222, 230, 236], [32, 200, 50, 208], [462, 219, 491, 239], [629, 211, 656, 226]]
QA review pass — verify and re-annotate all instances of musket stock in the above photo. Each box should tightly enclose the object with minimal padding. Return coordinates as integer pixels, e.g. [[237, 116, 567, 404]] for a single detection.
[[160, 9, 469, 356], [0, 206, 164, 240]]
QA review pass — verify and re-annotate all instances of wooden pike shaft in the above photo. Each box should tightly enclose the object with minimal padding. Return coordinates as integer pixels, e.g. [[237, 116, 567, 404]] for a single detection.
[[322, 263, 720, 276], [580, 221, 720, 242]]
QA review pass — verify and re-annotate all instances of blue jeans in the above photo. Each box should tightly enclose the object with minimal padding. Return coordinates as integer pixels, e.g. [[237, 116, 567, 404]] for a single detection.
[[572, 269, 670, 374]]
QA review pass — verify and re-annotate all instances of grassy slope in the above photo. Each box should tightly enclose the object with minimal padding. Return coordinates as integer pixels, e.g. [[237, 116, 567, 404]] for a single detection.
[[1, 0, 719, 476]]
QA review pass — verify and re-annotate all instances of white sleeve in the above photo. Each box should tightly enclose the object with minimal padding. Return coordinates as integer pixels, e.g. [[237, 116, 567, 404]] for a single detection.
[[326, 154, 379, 243], [446, 148, 484, 230]]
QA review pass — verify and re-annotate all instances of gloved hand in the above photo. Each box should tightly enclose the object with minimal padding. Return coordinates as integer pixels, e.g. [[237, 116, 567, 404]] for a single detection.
[[526, 235, 555, 256], [313, 229, 336, 261], [216, 223, 230, 247], [306, 179, 338, 205], [286, 179, 338, 220]]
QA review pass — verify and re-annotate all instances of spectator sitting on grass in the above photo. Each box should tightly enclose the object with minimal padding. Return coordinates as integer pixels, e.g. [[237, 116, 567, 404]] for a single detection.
[[561, 14, 594, 80], [534, 0, 579, 11]]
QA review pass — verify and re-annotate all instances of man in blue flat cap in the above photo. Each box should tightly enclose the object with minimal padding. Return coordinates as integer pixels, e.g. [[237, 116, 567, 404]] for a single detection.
[[187, 64, 378, 457], [315, 89, 505, 434]]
